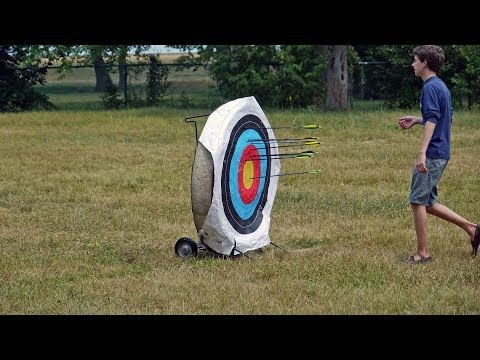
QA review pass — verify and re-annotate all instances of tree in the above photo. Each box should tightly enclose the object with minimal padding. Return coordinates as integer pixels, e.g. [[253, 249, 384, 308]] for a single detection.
[[171, 44, 349, 110], [451, 45, 480, 109], [117, 46, 128, 92], [34, 45, 150, 92], [276, 45, 327, 107], [146, 56, 170, 106], [90, 46, 113, 92], [0, 45, 53, 112], [77, 45, 149, 92], [360, 45, 466, 109], [325, 45, 348, 110]]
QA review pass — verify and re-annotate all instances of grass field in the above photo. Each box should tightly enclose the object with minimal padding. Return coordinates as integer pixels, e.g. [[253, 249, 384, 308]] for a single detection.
[[0, 105, 479, 314]]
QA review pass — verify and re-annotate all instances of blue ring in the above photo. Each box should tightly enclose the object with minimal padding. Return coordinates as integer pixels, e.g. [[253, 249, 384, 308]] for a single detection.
[[228, 129, 267, 220]]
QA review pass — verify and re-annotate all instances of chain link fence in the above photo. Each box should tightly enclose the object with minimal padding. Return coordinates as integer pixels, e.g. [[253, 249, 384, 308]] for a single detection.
[[35, 63, 223, 110], [350, 61, 388, 101], [34, 62, 384, 111]]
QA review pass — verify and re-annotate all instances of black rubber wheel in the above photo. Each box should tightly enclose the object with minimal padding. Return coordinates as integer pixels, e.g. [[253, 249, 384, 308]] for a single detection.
[[175, 237, 198, 258]]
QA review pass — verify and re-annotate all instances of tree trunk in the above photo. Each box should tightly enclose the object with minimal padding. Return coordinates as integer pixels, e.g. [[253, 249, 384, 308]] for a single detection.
[[326, 45, 348, 110], [117, 46, 128, 91], [94, 55, 112, 92]]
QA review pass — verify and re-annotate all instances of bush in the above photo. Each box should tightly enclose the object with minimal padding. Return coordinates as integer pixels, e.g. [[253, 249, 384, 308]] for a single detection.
[[0, 46, 54, 112], [101, 83, 123, 109], [146, 56, 170, 106]]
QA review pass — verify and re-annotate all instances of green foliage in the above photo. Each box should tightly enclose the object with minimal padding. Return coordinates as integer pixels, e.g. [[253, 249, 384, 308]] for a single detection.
[[451, 46, 480, 109], [204, 46, 280, 105], [44, 45, 151, 67], [125, 85, 146, 108], [13, 44, 480, 111], [180, 45, 330, 108], [146, 56, 170, 106], [0, 46, 54, 112], [353, 46, 387, 101], [35, 45, 152, 100], [275, 45, 327, 107], [101, 55, 171, 109], [363, 45, 420, 108], [101, 83, 123, 109], [356, 45, 469, 109]]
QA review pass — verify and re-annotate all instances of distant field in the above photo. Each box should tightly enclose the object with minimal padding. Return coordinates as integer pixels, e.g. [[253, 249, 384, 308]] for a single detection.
[[157, 53, 185, 63], [1, 106, 479, 314]]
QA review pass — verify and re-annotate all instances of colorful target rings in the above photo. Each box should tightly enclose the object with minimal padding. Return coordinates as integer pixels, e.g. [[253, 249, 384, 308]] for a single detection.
[[222, 114, 271, 233]]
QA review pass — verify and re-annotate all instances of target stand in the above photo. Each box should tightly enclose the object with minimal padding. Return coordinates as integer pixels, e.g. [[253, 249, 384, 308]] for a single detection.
[[174, 113, 215, 259], [175, 97, 281, 259]]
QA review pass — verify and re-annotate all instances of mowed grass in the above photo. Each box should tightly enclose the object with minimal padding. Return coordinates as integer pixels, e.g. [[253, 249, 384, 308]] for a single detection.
[[0, 106, 479, 314]]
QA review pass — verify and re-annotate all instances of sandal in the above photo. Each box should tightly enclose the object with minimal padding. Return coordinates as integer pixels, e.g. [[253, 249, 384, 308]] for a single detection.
[[405, 254, 432, 264]]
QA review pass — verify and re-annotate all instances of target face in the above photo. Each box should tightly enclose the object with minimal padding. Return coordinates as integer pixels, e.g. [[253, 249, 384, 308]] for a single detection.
[[193, 96, 280, 255], [222, 114, 271, 233]]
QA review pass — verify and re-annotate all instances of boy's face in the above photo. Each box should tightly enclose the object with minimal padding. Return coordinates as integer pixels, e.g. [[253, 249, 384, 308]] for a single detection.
[[412, 55, 427, 77]]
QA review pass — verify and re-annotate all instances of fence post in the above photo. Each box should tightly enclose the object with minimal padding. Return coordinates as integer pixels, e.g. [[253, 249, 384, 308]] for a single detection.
[[123, 64, 128, 107]]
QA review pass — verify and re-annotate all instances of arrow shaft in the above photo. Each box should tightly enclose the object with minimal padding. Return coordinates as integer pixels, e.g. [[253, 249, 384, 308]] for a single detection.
[[250, 151, 315, 160], [251, 170, 320, 179], [264, 124, 320, 130], [247, 137, 318, 143], [267, 142, 320, 149]]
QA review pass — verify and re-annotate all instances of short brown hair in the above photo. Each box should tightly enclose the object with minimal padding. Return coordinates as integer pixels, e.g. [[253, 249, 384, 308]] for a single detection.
[[413, 45, 445, 73]]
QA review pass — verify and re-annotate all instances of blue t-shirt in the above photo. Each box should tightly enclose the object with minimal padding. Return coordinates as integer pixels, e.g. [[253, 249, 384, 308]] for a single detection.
[[420, 76, 453, 159]]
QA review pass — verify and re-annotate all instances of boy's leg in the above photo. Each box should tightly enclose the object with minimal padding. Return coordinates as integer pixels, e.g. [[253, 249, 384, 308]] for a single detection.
[[411, 203, 429, 259]]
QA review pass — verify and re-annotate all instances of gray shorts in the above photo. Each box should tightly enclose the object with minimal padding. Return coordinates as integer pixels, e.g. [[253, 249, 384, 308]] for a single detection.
[[409, 157, 449, 207]]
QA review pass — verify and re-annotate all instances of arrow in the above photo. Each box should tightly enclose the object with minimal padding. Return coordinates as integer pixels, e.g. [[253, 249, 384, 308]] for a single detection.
[[247, 137, 318, 143], [265, 124, 320, 130], [249, 150, 316, 160], [251, 169, 320, 179], [268, 141, 320, 149]]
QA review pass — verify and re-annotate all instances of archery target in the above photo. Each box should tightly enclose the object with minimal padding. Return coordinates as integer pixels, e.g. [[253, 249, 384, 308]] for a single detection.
[[192, 97, 280, 256], [222, 115, 270, 233]]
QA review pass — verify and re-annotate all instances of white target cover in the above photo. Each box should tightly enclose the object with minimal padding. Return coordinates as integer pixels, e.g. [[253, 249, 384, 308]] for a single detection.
[[197, 97, 280, 255]]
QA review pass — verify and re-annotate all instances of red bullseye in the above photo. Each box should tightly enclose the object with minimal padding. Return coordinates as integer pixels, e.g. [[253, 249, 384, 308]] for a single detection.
[[238, 144, 260, 204]]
